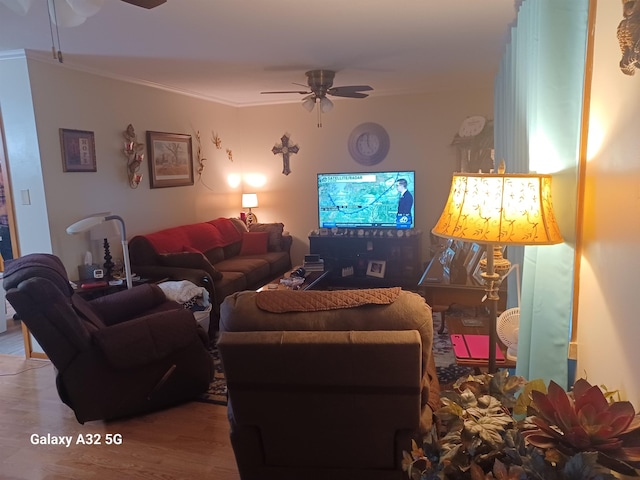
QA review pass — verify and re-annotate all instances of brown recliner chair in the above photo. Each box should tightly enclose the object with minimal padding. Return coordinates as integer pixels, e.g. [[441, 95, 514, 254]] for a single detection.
[[218, 288, 440, 480], [4, 253, 214, 424]]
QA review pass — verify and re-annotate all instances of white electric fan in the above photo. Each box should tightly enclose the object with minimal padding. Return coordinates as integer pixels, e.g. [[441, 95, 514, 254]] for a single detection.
[[496, 264, 520, 362]]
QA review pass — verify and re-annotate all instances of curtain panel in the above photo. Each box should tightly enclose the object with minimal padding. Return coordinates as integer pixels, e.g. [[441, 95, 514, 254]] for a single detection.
[[493, 0, 589, 388]]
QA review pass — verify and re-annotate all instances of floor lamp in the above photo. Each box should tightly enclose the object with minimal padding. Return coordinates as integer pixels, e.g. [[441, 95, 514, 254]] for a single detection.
[[66, 214, 133, 289], [431, 166, 563, 373]]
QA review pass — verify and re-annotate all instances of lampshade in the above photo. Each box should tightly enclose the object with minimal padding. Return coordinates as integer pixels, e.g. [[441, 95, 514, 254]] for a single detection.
[[242, 193, 258, 209], [432, 173, 563, 246], [302, 96, 316, 112], [89, 218, 120, 241], [0, 0, 32, 15], [48, 0, 87, 27], [66, 0, 103, 17], [67, 214, 133, 289], [319, 96, 334, 113]]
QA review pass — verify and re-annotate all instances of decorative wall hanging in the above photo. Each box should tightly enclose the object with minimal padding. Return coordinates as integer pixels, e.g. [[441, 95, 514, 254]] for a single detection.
[[146, 131, 194, 188], [123, 124, 144, 188], [212, 132, 222, 149], [272, 133, 299, 175], [195, 130, 206, 178], [450, 115, 494, 173], [60, 128, 96, 172], [618, 0, 640, 75]]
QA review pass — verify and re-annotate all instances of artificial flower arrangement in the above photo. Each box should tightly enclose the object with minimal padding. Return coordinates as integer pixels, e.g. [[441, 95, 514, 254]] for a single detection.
[[403, 371, 640, 479]]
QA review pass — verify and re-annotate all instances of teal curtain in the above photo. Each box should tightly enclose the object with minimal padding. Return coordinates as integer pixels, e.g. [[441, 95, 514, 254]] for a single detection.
[[493, 0, 589, 388]]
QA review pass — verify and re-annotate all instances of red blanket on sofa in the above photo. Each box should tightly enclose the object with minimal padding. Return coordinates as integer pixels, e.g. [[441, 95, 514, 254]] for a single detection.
[[144, 218, 243, 254]]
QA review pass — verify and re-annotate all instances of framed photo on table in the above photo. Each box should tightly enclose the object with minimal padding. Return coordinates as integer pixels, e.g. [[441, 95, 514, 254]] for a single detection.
[[464, 243, 484, 276], [366, 260, 386, 278], [147, 131, 194, 188], [472, 254, 485, 285], [60, 129, 96, 172], [440, 246, 456, 277]]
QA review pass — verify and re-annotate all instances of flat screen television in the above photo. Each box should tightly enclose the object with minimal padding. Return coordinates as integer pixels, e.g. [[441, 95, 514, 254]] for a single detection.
[[317, 170, 415, 229]]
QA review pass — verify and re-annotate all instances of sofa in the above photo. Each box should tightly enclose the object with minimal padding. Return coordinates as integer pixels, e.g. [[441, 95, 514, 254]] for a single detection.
[[128, 217, 292, 335], [217, 287, 440, 480]]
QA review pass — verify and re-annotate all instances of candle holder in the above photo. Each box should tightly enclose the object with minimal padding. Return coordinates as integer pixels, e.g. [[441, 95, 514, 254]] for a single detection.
[[123, 124, 145, 188]]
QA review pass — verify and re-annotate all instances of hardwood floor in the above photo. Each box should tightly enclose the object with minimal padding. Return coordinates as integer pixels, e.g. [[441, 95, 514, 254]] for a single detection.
[[0, 354, 240, 479]]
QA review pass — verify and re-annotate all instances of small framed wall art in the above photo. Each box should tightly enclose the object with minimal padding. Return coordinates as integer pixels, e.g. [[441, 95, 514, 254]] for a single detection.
[[147, 131, 194, 188], [60, 128, 96, 172]]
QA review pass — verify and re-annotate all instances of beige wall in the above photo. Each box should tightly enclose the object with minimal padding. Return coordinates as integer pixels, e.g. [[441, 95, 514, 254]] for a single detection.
[[3, 52, 493, 275], [235, 92, 493, 264], [576, 2, 640, 404]]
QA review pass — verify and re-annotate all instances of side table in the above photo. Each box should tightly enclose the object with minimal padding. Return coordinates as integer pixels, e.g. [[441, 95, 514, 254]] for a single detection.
[[418, 255, 506, 334]]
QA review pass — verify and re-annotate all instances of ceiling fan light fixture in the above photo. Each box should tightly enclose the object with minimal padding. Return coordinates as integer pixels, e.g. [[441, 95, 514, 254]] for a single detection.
[[320, 96, 333, 113], [301, 96, 316, 112], [66, 0, 103, 17], [0, 0, 32, 15], [48, 0, 87, 26]]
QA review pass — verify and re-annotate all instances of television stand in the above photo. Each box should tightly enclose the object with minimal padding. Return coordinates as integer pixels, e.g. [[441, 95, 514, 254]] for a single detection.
[[308, 231, 422, 289]]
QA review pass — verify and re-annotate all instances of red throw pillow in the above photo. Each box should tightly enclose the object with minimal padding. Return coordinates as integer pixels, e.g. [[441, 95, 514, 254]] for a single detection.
[[239, 232, 269, 255]]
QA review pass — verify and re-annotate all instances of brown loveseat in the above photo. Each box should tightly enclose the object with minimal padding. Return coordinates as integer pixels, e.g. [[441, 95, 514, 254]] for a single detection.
[[128, 217, 292, 335], [218, 288, 440, 480]]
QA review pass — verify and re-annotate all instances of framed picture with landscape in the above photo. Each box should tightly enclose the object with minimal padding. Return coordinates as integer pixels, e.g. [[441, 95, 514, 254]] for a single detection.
[[147, 131, 194, 188]]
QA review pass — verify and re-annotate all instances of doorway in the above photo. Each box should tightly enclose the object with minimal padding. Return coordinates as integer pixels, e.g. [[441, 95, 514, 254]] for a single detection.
[[0, 113, 22, 356]]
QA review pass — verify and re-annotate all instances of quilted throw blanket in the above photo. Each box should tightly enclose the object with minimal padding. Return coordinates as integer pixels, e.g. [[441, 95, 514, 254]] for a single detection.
[[256, 287, 401, 313], [158, 280, 210, 308]]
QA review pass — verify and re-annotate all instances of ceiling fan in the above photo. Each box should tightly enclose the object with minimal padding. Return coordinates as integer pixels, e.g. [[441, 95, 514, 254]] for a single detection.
[[261, 70, 373, 127]]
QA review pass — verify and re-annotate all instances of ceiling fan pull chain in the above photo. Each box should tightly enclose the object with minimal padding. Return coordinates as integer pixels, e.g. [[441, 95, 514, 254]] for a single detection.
[[317, 99, 323, 128], [48, 0, 64, 63]]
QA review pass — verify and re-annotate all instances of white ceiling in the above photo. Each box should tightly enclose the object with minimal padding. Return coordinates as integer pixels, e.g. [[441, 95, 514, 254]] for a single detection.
[[0, 0, 518, 107]]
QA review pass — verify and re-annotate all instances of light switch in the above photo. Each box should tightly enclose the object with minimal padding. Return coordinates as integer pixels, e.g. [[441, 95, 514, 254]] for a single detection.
[[20, 189, 30, 205]]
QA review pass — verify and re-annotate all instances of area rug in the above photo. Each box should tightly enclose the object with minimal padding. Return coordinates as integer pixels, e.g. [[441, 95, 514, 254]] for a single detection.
[[196, 312, 473, 406], [196, 347, 228, 406], [432, 311, 474, 385]]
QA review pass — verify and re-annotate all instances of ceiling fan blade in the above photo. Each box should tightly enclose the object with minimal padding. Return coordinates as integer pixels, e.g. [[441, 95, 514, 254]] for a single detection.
[[261, 90, 310, 95], [328, 85, 373, 98], [328, 91, 370, 99], [120, 0, 166, 8]]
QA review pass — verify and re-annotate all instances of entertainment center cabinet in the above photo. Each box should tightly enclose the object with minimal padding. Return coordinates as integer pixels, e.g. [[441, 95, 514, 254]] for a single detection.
[[308, 231, 422, 289]]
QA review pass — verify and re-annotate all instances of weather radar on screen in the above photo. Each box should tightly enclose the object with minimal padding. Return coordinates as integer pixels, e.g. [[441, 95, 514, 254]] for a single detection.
[[317, 171, 415, 229]]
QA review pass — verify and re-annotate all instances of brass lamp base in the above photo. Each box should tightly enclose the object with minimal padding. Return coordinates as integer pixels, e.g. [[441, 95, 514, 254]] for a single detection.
[[479, 244, 511, 373], [246, 211, 258, 226], [480, 245, 511, 300]]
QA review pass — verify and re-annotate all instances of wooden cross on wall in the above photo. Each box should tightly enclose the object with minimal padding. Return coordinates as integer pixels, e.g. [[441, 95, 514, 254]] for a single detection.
[[272, 134, 299, 176]]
